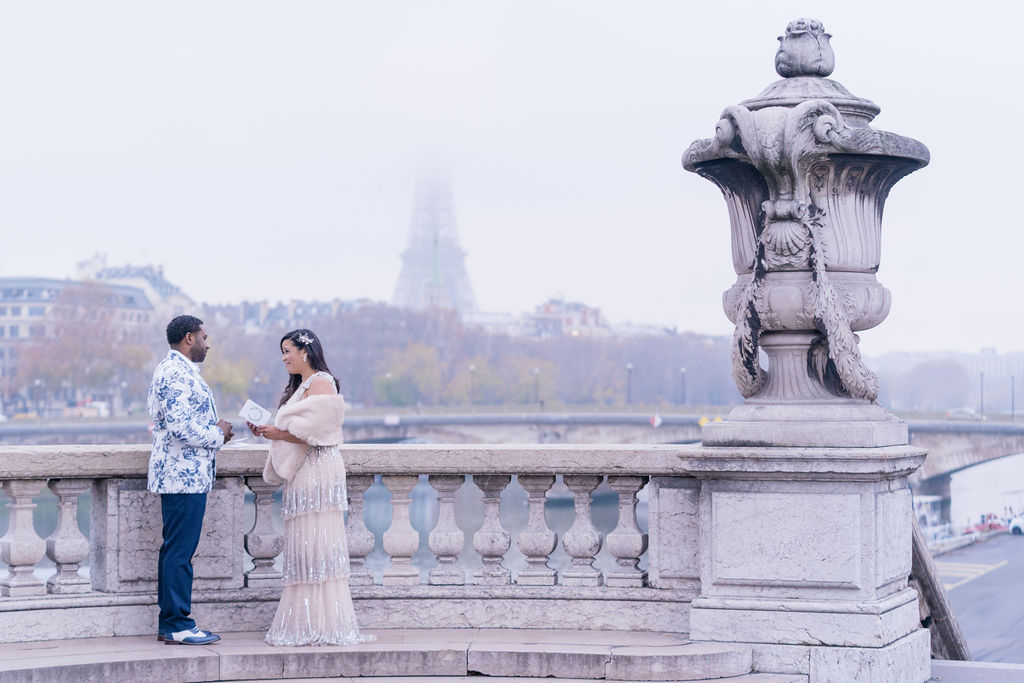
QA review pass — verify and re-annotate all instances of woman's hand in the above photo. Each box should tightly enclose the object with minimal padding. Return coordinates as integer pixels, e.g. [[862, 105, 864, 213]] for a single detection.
[[248, 421, 303, 443], [256, 425, 290, 441], [256, 423, 284, 440]]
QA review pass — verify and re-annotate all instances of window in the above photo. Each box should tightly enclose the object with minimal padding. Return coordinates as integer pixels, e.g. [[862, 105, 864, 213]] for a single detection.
[[28, 306, 45, 316], [0, 327, 4, 338], [29, 325, 45, 338], [10, 306, 21, 316], [0, 307, 6, 316], [8, 325, 18, 338]]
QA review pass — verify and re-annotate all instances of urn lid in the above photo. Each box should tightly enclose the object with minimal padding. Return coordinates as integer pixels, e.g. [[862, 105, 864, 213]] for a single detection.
[[741, 18, 881, 127]]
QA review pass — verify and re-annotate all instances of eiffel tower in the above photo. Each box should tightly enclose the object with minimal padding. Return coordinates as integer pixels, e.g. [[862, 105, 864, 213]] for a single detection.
[[391, 176, 477, 315]]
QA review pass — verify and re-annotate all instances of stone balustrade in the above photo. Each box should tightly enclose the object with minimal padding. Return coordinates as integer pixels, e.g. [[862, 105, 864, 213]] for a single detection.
[[0, 440, 931, 681], [0, 444, 700, 643]]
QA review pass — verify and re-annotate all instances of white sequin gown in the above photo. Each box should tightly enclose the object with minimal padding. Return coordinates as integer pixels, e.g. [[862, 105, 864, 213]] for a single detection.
[[265, 372, 373, 646]]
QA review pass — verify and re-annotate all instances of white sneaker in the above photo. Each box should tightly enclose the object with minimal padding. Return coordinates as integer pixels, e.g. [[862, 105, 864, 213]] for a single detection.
[[164, 627, 222, 645]]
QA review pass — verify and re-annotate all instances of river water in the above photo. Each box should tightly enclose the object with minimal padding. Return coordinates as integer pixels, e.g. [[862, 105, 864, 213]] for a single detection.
[[948, 452, 1024, 529]]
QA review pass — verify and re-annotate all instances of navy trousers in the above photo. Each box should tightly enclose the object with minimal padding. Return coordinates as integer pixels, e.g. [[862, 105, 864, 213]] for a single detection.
[[157, 492, 208, 634]]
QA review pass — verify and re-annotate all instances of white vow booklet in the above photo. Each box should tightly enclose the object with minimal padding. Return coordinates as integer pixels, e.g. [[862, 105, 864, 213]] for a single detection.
[[239, 399, 272, 426]]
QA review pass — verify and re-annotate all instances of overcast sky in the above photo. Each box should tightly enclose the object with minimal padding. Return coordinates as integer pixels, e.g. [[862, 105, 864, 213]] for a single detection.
[[0, 2, 1020, 356]]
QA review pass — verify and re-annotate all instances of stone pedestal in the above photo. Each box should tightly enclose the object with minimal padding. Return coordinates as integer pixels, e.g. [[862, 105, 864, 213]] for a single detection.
[[681, 17, 934, 681], [679, 445, 930, 682], [90, 477, 245, 592]]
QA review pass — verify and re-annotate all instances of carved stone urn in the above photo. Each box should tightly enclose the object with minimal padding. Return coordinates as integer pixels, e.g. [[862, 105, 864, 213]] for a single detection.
[[683, 18, 929, 447]]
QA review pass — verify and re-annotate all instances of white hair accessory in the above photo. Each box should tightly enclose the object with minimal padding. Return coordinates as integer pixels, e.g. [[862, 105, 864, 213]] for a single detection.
[[297, 332, 314, 346]]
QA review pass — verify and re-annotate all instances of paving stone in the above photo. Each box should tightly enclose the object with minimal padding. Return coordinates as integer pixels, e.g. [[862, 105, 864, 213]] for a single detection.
[[0, 649, 220, 683], [279, 643, 467, 678], [607, 642, 752, 681], [468, 642, 611, 678]]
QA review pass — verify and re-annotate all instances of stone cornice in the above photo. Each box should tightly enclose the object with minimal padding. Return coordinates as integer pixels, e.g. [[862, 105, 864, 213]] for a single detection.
[[0, 442, 925, 481], [677, 444, 927, 481]]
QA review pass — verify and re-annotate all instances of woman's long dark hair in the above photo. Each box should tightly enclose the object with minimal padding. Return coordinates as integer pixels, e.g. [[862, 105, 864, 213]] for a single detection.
[[278, 328, 340, 406]]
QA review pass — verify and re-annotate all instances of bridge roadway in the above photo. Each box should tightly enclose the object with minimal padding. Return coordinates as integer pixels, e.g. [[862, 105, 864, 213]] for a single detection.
[[2, 413, 1022, 484]]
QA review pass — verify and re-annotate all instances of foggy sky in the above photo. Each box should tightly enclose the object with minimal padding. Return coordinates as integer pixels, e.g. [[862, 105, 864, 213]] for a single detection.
[[0, 2, 1020, 356]]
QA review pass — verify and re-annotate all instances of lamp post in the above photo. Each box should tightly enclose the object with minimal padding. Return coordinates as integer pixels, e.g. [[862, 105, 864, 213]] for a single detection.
[[680, 367, 687, 406], [33, 378, 44, 417], [626, 362, 633, 405], [532, 367, 540, 407], [980, 372, 985, 419], [1012, 375, 1016, 423], [468, 364, 476, 407]]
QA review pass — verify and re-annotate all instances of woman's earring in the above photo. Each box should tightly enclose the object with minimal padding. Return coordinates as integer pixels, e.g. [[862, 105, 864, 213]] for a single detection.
[[302, 353, 308, 362]]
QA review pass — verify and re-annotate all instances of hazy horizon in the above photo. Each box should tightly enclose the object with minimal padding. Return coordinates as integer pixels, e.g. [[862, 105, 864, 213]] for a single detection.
[[2, 2, 1021, 356]]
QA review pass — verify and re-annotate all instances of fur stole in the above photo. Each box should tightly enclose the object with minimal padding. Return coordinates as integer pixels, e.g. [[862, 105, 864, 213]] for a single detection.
[[262, 394, 346, 485]]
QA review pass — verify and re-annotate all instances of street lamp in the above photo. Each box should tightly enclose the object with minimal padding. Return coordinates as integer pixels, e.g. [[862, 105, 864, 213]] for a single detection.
[[33, 378, 44, 416], [1012, 375, 1016, 423], [680, 367, 687, 406], [626, 362, 633, 405], [980, 372, 985, 419], [532, 367, 540, 406], [468, 364, 476, 406]]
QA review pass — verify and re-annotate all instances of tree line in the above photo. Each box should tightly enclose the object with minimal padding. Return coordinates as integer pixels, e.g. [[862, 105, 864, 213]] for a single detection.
[[11, 292, 741, 416], [204, 304, 740, 413], [13, 285, 998, 418]]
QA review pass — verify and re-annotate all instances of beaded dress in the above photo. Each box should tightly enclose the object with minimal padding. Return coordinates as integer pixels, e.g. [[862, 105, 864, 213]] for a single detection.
[[265, 371, 372, 646]]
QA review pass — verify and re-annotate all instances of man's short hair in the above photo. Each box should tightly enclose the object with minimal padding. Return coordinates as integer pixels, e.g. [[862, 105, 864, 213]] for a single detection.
[[166, 315, 204, 345]]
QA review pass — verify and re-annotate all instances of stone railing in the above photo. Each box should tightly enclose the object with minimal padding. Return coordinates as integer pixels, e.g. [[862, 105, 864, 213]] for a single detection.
[[0, 444, 700, 643]]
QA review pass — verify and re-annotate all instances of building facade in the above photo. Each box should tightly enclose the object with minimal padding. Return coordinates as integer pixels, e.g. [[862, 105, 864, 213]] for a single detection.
[[0, 278, 154, 414]]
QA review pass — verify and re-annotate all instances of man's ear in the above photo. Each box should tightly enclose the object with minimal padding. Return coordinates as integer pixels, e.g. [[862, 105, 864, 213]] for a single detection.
[[183, 331, 194, 345]]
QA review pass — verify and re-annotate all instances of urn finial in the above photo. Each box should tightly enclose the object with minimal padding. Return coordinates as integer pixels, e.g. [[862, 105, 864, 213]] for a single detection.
[[742, 18, 879, 126], [775, 18, 834, 78], [682, 18, 930, 447]]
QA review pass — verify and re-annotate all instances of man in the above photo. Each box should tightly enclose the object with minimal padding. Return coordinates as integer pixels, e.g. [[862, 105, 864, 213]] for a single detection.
[[147, 315, 233, 645]]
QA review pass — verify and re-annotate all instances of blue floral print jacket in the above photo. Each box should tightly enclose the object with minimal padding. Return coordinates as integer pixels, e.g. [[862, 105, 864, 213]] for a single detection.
[[147, 350, 225, 494]]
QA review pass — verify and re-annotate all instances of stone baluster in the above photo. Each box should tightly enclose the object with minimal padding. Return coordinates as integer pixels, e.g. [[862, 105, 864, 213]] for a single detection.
[[560, 474, 603, 586], [346, 474, 376, 585], [428, 475, 466, 585], [515, 474, 557, 585], [45, 479, 91, 594], [0, 479, 47, 596], [243, 477, 284, 587], [381, 475, 421, 585], [472, 474, 511, 585], [604, 475, 649, 587]]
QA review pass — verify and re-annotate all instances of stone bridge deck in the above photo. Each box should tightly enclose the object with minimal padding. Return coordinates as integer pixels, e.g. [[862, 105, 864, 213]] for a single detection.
[[0, 629, 1019, 682], [0, 629, 798, 683]]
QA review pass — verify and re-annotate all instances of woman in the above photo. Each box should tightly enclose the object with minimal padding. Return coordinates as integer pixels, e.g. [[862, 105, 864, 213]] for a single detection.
[[248, 328, 372, 646]]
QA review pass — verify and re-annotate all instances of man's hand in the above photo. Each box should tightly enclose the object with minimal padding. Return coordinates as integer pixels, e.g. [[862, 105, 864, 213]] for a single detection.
[[217, 419, 234, 444]]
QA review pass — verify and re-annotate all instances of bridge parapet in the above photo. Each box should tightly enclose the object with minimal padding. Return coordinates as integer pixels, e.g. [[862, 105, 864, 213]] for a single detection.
[[0, 441, 928, 680], [0, 444, 701, 643], [909, 421, 1024, 482]]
